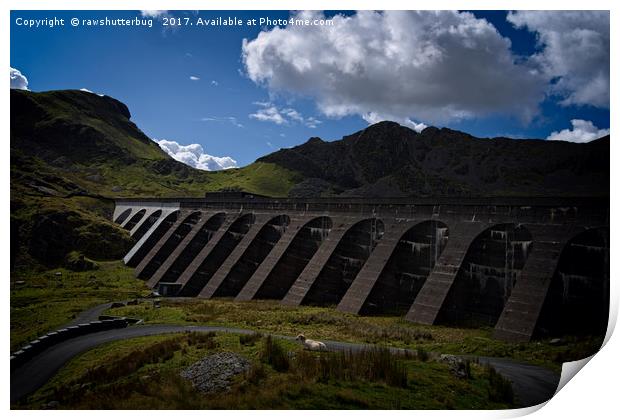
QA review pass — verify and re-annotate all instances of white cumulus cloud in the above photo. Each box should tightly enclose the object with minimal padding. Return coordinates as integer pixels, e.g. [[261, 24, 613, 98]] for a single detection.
[[508, 11, 609, 108], [362, 112, 427, 132], [10, 67, 29, 90], [249, 102, 321, 127], [141, 10, 167, 18], [249, 103, 286, 125], [546, 119, 609, 143], [80, 88, 104, 96], [303, 117, 321, 129], [242, 11, 547, 125], [156, 139, 238, 171]]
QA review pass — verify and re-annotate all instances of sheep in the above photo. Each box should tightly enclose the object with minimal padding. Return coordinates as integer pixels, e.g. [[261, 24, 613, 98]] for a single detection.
[[296, 333, 327, 351]]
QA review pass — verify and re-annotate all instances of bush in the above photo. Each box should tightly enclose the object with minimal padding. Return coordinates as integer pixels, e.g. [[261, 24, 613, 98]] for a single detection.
[[245, 363, 267, 385], [293, 347, 408, 388], [239, 332, 262, 346], [260, 335, 289, 372], [464, 360, 472, 380], [80, 338, 182, 384], [417, 348, 430, 362], [64, 251, 99, 271], [185, 331, 217, 348], [486, 365, 514, 404], [67, 333, 217, 390]]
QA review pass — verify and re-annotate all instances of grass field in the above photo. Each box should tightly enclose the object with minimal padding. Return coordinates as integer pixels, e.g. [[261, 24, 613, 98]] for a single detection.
[[105, 298, 604, 372], [11, 89, 305, 272], [10, 258, 603, 372], [15, 332, 515, 410], [10, 260, 601, 410], [10, 261, 149, 350]]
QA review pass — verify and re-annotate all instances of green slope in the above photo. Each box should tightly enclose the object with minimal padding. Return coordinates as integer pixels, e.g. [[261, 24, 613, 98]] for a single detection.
[[10, 89, 301, 269]]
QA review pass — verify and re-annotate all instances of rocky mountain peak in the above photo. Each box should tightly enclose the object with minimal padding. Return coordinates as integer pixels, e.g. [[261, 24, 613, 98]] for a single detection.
[[305, 136, 325, 145]]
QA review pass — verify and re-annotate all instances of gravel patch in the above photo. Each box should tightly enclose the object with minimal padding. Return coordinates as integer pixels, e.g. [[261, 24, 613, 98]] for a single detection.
[[180, 352, 251, 394]]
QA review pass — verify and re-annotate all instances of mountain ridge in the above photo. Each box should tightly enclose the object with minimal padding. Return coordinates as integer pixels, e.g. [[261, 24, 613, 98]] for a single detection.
[[259, 120, 609, 198]]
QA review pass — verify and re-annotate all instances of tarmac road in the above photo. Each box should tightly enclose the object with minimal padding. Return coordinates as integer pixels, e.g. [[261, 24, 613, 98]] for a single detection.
[[11, 301, 561, 408], [476, 356, 561, 408]]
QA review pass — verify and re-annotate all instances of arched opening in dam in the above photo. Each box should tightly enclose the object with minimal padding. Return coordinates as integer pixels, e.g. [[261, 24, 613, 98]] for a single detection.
[[255, 216, 333, 300], [131, 210, 162, 242], [361, 220, 449, 316], [157, 212, 226, 284], [114, 208, 132, 224], [137, 211, 202, 280], [535, 228, 609, 338], [123, 209, 146, 231], [213, 215, 291, 298], [178, 213, 255, 297], [437, 223, 533, 328], [302, 218, 385, 307], [126, 210, 180, 267]]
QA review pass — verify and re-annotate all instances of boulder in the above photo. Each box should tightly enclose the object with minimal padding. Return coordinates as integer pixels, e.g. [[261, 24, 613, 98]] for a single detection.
[[439, 354, 471, 379]]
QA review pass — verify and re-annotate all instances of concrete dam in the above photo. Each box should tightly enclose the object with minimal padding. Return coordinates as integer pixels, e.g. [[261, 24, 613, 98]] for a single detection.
[[112, 194, 609, 342]]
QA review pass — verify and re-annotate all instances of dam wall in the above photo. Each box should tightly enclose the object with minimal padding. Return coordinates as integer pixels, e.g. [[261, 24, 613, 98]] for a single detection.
[[113, 195, 609, 342]]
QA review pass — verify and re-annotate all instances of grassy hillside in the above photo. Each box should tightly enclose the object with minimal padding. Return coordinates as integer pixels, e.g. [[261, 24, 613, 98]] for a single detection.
[[206, 162, 303, 198], [11, 89, 302, 198], [10, 89, 301, 269], [10, 261, 149, 350], [17, 332, 516, 409], [106, 298, 602, 373]]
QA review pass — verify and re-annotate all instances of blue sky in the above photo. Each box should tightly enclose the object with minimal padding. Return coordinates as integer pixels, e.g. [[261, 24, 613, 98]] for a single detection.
[[10, 10, 610, 168]]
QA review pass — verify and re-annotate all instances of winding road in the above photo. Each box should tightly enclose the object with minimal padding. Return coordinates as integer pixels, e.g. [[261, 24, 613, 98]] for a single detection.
[[11, 302, 561, 408]]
